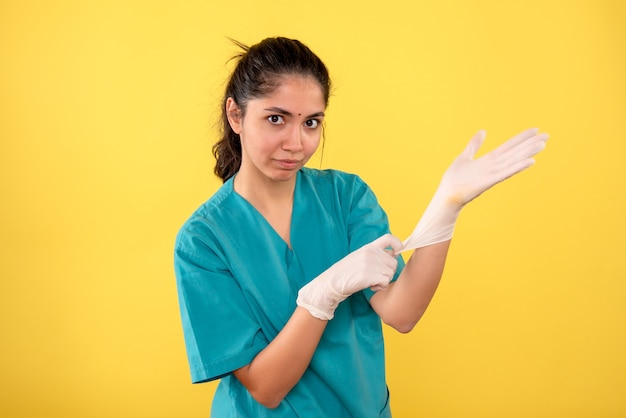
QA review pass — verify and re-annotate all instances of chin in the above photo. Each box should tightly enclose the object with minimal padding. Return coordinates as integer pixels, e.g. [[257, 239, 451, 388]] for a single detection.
[[267, 169, 299, 182]]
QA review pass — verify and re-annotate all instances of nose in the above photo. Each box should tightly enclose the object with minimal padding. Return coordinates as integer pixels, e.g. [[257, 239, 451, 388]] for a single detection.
[[282, 124, 304, 152]]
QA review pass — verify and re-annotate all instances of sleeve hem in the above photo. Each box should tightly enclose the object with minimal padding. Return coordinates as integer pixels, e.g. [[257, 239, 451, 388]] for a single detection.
[[190, 341, 267, 384]]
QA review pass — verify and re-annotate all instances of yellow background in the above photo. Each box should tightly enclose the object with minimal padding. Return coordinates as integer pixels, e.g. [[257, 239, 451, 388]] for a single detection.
[[1, 0, 625, 417]]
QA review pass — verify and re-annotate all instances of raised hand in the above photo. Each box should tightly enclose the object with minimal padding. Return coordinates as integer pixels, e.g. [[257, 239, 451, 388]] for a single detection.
[[441, 128, 548, 207], [402, 128, 548, 251]]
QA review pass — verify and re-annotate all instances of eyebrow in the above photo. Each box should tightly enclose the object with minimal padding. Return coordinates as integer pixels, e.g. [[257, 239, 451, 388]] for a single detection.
[[263, 107, 325, 118]]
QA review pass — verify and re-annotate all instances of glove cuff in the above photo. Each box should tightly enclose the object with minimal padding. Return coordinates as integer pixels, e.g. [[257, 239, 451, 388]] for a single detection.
[[296, 284, 344, 321], [402, 195, 460, 250]]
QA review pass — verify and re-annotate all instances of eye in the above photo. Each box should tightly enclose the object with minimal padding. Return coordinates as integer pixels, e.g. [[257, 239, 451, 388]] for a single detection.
[[268, 115, 284, 125], [305, 119, 319, 129]]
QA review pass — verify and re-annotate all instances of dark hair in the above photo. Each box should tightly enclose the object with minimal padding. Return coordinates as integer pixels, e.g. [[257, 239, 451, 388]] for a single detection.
[[212, 37, 332, 182]]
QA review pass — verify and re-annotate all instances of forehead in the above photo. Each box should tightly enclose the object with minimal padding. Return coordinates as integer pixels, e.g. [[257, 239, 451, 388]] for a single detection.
[[251, 75, 326, 110]]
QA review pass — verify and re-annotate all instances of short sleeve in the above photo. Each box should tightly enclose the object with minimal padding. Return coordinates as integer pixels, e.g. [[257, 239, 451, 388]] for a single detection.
[[346, 176, 405, 300], [174, 226, 268, 383]]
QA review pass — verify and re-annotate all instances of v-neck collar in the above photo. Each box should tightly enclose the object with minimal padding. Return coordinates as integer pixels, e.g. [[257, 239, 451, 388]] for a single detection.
[[229, 170, 302, 252]]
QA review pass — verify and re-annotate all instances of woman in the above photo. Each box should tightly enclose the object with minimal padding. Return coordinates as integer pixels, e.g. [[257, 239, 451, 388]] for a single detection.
[[174, 37, 547, 417]]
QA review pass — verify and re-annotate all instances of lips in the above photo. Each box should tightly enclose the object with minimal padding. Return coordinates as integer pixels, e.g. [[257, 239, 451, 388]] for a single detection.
[[275, 159, 301, 170]]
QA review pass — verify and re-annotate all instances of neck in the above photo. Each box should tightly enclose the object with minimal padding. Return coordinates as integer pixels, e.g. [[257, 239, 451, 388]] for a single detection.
[[234, 168, 297, 211]]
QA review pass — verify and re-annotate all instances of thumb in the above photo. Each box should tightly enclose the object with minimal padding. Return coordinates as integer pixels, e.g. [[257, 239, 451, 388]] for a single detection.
[[371, 233, 404, 256], [462, 129, 487, 160]]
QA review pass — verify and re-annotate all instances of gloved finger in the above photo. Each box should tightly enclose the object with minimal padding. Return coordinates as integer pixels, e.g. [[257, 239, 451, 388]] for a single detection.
[[489, 127, 541, 158], [366, 252, 397, 278], [369, 282, 389, 292], [368, 273, 393, 291], [460, 130, 487, 160], [370, 233, 404, 255], [369, 281, 390, 292], [366, 247, 398, 272], [498, 132, 548, 165], [485, 138, 546, 186], [378, 255, 398, 277], [489, 157, 537, 185], [383, 248, 401, 266]]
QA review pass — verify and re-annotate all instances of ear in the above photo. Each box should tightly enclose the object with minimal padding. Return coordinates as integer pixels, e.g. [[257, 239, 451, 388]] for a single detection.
[[226, 97, 242, 134]]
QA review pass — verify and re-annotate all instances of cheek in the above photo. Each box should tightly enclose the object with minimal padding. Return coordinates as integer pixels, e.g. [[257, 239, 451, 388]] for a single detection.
[[304, 132, 322, 153], [240, 124, 275, 152]]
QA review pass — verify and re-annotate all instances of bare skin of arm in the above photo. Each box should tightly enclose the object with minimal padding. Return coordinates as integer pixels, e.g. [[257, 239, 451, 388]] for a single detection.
[[370, 240, 451, 333], [233, 307, 327, 409]]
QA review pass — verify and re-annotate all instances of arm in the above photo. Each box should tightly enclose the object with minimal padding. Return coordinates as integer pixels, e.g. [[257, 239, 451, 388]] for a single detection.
[[233, 307, 327, 409], [235, 234, 402, 408], [370, 241, 450, 333], [371, 128, 548, 332]]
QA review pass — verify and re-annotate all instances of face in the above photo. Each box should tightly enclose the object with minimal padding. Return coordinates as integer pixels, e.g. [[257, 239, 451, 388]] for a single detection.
[[227, 75, 326, 185]]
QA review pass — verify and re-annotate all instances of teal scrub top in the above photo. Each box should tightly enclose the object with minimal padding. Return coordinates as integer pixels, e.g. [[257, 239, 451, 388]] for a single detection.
[[174, 168, 405, 417]]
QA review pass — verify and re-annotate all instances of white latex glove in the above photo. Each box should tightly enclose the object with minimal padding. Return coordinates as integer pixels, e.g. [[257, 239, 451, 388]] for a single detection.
[[297, 234, 403, 320], [402, 128, 549, 251]]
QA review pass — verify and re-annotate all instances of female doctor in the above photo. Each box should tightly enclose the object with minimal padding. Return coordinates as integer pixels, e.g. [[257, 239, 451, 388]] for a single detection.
[[174, 37, 548, 417]]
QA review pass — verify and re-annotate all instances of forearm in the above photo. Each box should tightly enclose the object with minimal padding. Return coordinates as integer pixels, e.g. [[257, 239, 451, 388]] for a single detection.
[[233, 307, 327, 409], [370, 240, 451, 333]]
